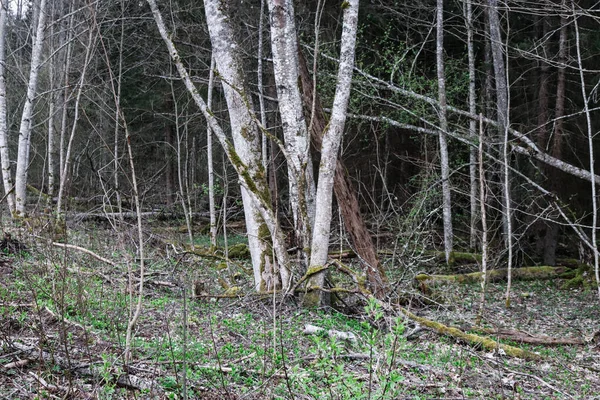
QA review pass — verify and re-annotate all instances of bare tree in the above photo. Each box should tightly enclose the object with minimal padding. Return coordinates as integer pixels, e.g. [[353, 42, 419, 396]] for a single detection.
[[464, 0, 478, 251], [436, 0, 453, 263], [56, 7, 97, 215], [0, 2, 15, 212], [14, 0, 48, 215], [207, 55, 217, 248], [305, 0, 360, 306], [267, 0, 316, 259], [487, 0, 513, 306], [148, 0, 292, 291], [573, 4, 600, 302]]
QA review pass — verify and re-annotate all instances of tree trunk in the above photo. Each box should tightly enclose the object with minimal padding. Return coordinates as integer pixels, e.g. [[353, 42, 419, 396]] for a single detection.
[[14, 0, 48, 216], [148, 0, 292, 291], [543, 12, 569, 266], [305, 0, 361, 306], [464, 0, 478, 251], [56, 13, 96, 215], [0, 3, 15, 212], [436, 0, 453, 263], [164, 99, 176, 206], [267, 0, 316, 259], [487, 0, 513, 305], [207, 55, 217, 248], [573, 7, 600, 303], [298, 50, 388, 299]]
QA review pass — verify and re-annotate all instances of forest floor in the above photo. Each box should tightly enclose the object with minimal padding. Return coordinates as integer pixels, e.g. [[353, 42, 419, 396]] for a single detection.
[[1, 219, 600, 399]]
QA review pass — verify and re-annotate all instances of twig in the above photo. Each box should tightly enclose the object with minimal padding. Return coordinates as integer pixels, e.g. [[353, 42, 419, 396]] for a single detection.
[[52, 241, 116, 267]]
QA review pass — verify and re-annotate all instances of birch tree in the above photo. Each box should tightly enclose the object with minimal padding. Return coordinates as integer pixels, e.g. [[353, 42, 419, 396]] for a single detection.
[[305, 0, 360, 307], [148, 0, 292, 291], [267, 0, 316, 258], [436, 0, 453, 263], [0, 2, 15, 212], [14, 0, 48, 215]]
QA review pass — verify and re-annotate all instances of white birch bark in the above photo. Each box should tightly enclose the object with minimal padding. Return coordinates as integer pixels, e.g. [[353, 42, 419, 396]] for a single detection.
[[14, 0, 47, 215], [573, 9, 600, 302], [257, 0, 268, 170], [0, 3, 15, 212], [148, 0, 291, 291], [306, 0, 360, 306], [267, 0, 316, 250], [436, 0, 453, 263], [464, 0, 478, 251]]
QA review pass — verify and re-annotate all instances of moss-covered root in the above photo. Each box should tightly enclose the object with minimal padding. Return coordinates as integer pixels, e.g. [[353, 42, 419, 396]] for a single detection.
[[399, 307, 541, 361]]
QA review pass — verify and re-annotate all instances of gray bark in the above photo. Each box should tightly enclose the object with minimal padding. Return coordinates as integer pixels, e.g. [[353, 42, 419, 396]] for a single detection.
[[306, 0, 360, 306], [436, 0, 453, 262], [464, 0, 478, 251], [267, 0, 316, 255]]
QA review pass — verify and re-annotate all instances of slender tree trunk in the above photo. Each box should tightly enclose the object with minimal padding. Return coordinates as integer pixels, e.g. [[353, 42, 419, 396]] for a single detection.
[[59, 5, 75, 182], [113, 0, 125, 219], [46, 1, 57, 202], [164, 99, 176, 206], [544, 10, 568, 266], [257, 0, 268, 170], [535, 13, 558, 265], [573, 5, 600, 303], [267, 0, 316, 259], [464, 0, 478, 251], [14, 0, 48, 216], [477, 114, 489, 324], [170, 81, 194, 247], [56, 15, 97, 215], [298, 49, 388, 299], [207, 55, 217, 248], [487, 0, 513, 306], [436, 0, 453, 263], [0, 3, 15, 212], [305, 0, 361, 306]]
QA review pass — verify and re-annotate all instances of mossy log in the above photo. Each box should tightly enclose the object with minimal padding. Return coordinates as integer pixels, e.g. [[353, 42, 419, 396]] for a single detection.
[[398, 309, 541, 360], [295, 259, 541, 361], [470, 327, 583, 346], [427, 250, 482, 265], [415, 266, 576, 285]]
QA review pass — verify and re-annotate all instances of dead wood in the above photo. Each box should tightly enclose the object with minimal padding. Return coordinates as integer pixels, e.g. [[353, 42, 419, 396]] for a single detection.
[[415, 265, 575, 285], [1, 339, 164, 394], [470, 327, 584, 345], [304, 259, 542, 360]]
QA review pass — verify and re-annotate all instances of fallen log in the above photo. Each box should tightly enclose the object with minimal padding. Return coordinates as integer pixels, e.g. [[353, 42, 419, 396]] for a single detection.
[[415, 265, 576, 285], [470, 327, 584, 346], [297, 259, 542, 360]]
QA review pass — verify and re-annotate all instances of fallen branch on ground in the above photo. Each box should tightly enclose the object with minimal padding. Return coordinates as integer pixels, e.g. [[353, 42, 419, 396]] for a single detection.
[[1, 339, 163, 394]]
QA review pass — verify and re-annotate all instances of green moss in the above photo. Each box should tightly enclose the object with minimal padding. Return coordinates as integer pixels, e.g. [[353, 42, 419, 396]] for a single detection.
[[224, 286, 241, 296], [228, 243, 250, 259]]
